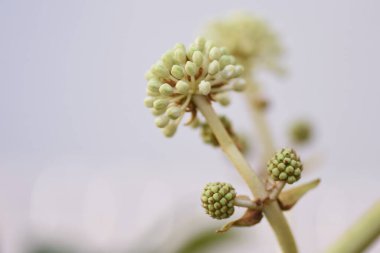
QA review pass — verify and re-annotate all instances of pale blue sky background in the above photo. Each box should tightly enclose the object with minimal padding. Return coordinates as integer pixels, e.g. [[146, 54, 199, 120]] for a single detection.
[[0, 1, 379, 252]]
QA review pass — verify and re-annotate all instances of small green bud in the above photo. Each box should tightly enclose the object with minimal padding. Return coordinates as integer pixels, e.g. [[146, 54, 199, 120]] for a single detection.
[[153, 99, 169, 110], [159, 83, 174, 96], [219, 55, 235, 68], [176, 80, 190, 94], [199, 81, 211, 95], [209, 47, 222, 60], [147, 79, 161, 92], [195, 37, 206, 50], [166, 106, 182, 119], [155, 115, 170, 128], [267, 148, 303, 184], [161, 51, 174, 68], [234, 65, 244, 76], [232, 78, 247, 92], [222, 65, 235, 79], [187, 44, 198, 59], [205, 40, 215, 52], [214, 93, 230, 106], [208, 60, 220, 75], [162, 123, 177, 137], [171, 65, 184, 79], [174, 47, 186, 64], [144, 97, 155, 108], [152, 62, 169, 77], [201, 182, 236, 219], [185, 61, 198, 76], [151, 107, 165, 116], [192, 51, 203, 66], [289, 120, 313, 144]]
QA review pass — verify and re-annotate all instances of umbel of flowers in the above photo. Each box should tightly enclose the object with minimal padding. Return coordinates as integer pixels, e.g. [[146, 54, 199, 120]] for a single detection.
[[144, 37, 246, 137]]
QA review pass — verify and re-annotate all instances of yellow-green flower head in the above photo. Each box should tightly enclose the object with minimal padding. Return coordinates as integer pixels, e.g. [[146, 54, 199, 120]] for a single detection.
[[267, 148, 303, 184], [201, 182, 236, 219], [205, 13, 283, 72], [144, 37, 246, 137], [289, 120, 313, 144]]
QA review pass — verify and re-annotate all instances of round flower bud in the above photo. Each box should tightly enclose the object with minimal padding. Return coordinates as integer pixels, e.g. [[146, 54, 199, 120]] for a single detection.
[[209, 47, 222, 60], [166, 106, 182, 120], [267, 148, 303, 184], [199, 81, 211, 95], [144, 97, 155, 108], [195, 37, 206, 50], [192, 51, 203, 66], [214, 93, 230, 106], [152, 62, 169, 78], [289, 120, 312, 144], [232, 78, 247, 92], [161, 51, 174, 69], [208, 60, 220, 75], [222, 65, 236, 79], [171, 65, 185, 80], [219, 55, 235, 68], [162, 123, 177, 137], [147, 79, 161, 92], [201, 182, 236, 219], [176, 80, 190, 95], [185, 61, 198, 76], [159, 83, 174, 96], [174, 47, 186, 64], [155, 115, 170, 128], [153, 99, 169, 110]]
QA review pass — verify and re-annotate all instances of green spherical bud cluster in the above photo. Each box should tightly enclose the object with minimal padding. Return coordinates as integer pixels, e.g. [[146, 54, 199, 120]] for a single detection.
[[289, 120, 312, 144], [267, 148, 303, 184], [144, 37, 246, 137], [201, 182, 236, 219]]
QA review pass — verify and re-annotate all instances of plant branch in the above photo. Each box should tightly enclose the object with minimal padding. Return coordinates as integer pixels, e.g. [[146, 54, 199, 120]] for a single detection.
[[192, 95, 297, 253], [326, 200, 380, 253]]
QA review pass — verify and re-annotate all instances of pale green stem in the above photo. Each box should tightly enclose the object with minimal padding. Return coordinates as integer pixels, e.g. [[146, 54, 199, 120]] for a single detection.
[[192, 95, 298, 253], [269, 181, 286, 200], [326, 200, 380, 253], [245, 81, 276, 166], [234, 198, 261, 210]]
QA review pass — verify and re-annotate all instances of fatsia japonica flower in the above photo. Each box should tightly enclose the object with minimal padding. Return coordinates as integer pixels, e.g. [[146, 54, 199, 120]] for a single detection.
[[144, 37, 246, 137]]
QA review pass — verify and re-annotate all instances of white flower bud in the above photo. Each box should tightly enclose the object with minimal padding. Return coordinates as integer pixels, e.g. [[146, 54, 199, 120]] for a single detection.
[[176, 80, 190, 94], [209, 47, 222, 60], [144, 97, 155, 108], [187, 44, 198, 59], [171, 65, 184, 79], [192, 51, 203, 66], [199, 81, 211, 95], [155, 115, 170, 128], [208, 60, 220, 75], [185, 61, 198, 76], [153, 99, 169, 110], [159, 83, 174, 96], [205, 40, 215, 52], [166, 106, 182, 119]]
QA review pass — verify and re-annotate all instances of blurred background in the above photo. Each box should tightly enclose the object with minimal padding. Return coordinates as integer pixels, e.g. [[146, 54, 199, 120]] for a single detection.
[[1, 0, 379, 252]]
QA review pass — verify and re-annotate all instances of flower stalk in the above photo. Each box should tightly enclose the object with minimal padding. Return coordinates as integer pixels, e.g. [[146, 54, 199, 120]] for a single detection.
[[192, 94, 298, 253]]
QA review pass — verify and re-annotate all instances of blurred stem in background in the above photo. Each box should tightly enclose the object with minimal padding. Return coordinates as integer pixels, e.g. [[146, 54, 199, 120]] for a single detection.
[[326, 201, 380, 253]]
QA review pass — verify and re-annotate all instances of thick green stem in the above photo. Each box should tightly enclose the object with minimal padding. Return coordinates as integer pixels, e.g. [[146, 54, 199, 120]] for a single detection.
[[326, 201, 380, 253], [193, 95, 297, 253]]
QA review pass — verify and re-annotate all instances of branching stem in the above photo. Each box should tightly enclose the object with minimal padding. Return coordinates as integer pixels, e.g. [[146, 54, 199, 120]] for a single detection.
[[192, 95, 298, 253]]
